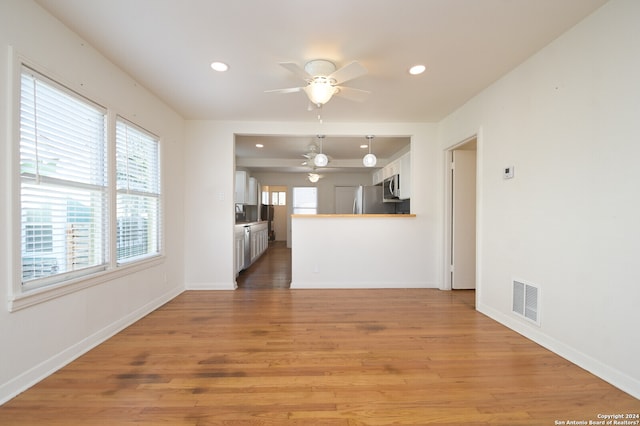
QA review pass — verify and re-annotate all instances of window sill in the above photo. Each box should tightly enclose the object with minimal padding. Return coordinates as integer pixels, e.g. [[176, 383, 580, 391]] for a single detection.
[[8, 256, 165, 312]]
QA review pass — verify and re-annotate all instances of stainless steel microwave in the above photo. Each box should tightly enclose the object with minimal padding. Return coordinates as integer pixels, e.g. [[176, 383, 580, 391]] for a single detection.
[[383, 174, 401, 202]]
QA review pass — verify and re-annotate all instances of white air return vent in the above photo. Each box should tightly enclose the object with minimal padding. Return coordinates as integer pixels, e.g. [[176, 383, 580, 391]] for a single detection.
[[512, 280, 540, 326]]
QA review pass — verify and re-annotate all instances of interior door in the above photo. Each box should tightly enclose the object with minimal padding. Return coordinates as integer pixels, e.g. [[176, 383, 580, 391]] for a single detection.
[[452, 149, 476, 289]]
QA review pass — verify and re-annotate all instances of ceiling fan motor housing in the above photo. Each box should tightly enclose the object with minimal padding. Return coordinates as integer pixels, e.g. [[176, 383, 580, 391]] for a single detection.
[[304, 60, 336, 78]]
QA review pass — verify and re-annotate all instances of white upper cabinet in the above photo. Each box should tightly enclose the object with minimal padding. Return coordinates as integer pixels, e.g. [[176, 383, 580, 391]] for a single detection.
[[376, 152, 410, 199], [247, 177, 258, 205], [372, 168, 384, 185], [235, 171, 259, 205], [399, 152, 411, 200], [235, 171, 249, 204]]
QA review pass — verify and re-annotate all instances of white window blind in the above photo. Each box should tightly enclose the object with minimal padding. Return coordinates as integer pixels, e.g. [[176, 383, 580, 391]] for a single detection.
[[20, 66, 108, 288], [116, 118, 161, 263]]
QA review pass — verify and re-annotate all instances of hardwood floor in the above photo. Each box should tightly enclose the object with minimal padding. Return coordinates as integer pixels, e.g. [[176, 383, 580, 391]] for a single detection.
[[237, 240, 291, 289], [1, 245, 638, 424]]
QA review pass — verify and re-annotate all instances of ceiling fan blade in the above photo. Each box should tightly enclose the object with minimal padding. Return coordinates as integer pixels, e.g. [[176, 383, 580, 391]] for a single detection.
[[279, 62, 312, 82], [334, 86, 371, 102], [264, 87, 303, 94], [328, 61, 367, 84]]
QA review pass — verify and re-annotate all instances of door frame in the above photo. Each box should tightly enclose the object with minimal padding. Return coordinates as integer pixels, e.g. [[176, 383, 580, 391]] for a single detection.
[[443, 130, 483, 296]]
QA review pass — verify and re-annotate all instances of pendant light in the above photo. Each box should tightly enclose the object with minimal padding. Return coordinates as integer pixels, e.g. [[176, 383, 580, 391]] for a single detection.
[[363, 135, 377, 167], [314, 134, 328, 167]]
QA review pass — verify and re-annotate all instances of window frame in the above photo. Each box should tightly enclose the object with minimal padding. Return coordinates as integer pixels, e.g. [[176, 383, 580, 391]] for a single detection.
[[115, 116, 162, 265], [8, 52, 164, 312]]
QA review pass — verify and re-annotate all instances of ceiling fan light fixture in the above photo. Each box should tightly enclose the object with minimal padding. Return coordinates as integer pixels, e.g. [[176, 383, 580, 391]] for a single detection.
[[304, 78, 337, 105], [308, 173, 320, 183]]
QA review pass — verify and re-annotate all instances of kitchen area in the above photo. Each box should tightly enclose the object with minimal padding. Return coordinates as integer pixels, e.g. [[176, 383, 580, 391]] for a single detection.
[[234, 136, 415, 287], [234, 170, 271, 277]]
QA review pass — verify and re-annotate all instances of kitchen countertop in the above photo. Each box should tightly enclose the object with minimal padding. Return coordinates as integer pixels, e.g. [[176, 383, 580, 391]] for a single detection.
[[235, 220, 268, 227]]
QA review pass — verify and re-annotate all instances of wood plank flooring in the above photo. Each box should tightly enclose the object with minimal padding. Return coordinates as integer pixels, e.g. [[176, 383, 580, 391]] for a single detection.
[[1, 244, 638, 424], [236, 241, 291, 289]]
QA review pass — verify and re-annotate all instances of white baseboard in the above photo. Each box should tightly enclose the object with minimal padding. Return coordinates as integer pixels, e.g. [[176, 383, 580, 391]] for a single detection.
[[0, 285, 184, 405], [185, 281, 236, 290], [289, 281, 435, 289], [476, 301, 640, 400]]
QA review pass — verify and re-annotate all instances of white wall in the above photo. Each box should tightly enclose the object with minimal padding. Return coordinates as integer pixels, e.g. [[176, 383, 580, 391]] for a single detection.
[[184, 121, 439, 290], [0, 0, 185, 403], [438, 0, 640, 398], [292, 216, 428, 288]]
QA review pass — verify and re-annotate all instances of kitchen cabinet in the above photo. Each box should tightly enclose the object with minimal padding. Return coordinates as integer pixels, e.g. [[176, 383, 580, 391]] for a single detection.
[[247, 177, 259, 205], [250, 222, 268, 264], [234, 225, 246, 276], [235, 222, 269, 274], [235, 172, 259, 205], [384, 159, 401, 180], [376, 152, 411, 199], [399, 152, 411, 200], [235, 171, 249, 204], [372, 168, 384, 185]]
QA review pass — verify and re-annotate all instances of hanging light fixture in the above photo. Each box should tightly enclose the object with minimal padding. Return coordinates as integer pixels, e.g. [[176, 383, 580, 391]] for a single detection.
[[363, 135, 377, 167], [314, 134, 329, 167], [308, 173, 320, 183]]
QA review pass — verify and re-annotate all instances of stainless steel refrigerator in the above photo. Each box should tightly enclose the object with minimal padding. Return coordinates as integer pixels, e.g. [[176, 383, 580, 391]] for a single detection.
[[335, 185, 395, 214]]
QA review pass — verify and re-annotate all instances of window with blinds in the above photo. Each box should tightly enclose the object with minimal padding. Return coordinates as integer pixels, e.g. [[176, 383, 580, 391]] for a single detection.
[[19, 66, 108, 288], [115, 118, 161, 263], [18, 64, 163, 294]]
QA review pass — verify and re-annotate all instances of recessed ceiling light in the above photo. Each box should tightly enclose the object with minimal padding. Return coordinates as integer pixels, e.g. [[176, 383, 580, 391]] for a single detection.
[[255, 143, 264, 148], [360, 144, 368, 149], [210, 61, 229, 72], [409, 64, 426, 75]]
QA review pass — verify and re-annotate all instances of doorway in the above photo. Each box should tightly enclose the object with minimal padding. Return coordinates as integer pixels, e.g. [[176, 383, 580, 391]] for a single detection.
[[263, 186, 288, 244], [445, 137, 477, 290]]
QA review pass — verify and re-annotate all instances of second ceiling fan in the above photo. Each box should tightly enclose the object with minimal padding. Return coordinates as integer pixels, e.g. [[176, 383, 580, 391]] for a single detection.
[[266, 59, 370, 107]]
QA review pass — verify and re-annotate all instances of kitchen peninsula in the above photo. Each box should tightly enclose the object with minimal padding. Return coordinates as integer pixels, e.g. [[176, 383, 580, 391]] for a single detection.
[[290, 213, 426, 290]]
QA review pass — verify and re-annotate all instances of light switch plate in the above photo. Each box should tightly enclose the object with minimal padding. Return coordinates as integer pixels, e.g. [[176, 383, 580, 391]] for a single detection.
[[504, 166, 514, 179]]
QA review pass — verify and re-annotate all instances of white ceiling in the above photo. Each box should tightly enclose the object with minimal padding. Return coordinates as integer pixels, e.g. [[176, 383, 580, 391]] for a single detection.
[[35, 0, 608, 171]]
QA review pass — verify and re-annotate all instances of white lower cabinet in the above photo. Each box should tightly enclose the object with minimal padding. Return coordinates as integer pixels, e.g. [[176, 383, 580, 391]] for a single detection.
[[234, 226, 245, 276], [250, 222, 268, 264], [236, 222, 269, 275]]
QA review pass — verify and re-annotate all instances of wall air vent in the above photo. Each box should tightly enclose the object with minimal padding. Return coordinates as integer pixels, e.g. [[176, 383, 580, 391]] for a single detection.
[[512, 280, 540, 326]]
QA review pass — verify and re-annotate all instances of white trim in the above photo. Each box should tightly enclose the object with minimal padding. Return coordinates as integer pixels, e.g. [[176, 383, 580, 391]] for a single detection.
[[7, 49, 166, 311], [186, 281, 237, 290], [477, 301, 640, 400], [0, 285, 183, 405], [9, 256, 164, 312], [289, 281, 434, 289], [442, 131, 481, 292]]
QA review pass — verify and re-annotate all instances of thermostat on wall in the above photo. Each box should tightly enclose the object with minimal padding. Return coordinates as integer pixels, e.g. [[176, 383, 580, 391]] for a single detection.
[[503, 166, 514, 179]]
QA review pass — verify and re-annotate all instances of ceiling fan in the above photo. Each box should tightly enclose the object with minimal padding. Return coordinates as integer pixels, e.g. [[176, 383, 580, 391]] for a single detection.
[[266, 59, 370, 107]]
